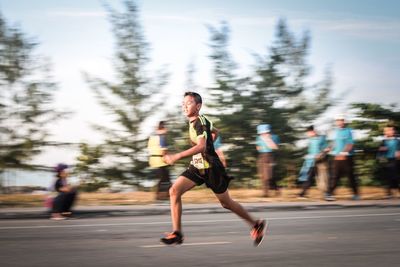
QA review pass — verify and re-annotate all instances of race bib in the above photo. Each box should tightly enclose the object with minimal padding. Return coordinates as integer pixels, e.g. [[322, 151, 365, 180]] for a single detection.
[[192, 153, 205, 169]]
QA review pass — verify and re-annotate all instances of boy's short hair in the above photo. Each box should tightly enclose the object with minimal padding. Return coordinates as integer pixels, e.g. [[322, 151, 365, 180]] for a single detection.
[[184, 92, 202, 104], [306, 125, 314, 132], [158, 121, 165, 130], [385, 123, 396, 130]]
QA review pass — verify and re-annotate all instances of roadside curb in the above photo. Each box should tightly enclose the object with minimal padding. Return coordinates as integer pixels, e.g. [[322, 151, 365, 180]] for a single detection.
[[1, 201, 399, 220]]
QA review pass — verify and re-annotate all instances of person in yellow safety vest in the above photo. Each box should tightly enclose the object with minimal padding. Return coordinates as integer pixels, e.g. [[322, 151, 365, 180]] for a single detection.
[[148, 121, 171, 200]]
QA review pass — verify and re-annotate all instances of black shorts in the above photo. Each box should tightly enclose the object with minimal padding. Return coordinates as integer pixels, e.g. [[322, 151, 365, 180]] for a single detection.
[[181, 158, 232, 194]]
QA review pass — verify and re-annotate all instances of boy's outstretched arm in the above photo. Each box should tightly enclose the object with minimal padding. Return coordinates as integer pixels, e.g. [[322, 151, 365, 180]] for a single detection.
[[164, 137, 206, 165]]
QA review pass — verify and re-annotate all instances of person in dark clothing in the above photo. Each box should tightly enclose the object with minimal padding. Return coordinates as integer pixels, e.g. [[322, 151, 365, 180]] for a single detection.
[[256, 124, 280, 197], [378, 125, 400, 198], [325, 115, 359, 201], [51, 163, 78, 220]]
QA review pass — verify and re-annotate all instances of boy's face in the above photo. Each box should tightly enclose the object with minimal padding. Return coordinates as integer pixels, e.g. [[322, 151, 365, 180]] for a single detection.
[[384, 127, 395, 137], [182, 95, 201, 118], [335, 119, 345, 128], [306, 130, 315, 137], [59, 170, 68, 179]]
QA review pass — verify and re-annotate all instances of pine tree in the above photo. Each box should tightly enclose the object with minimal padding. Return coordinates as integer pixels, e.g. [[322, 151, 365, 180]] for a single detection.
[[253, 19, 334, 140], [205, 22, 256, 182], [205, 19, 336, 184], [251, 19, 335, 183], [74, 143, 108, 192], [84, 1, 167, 184], [0, 12, 64, 172]]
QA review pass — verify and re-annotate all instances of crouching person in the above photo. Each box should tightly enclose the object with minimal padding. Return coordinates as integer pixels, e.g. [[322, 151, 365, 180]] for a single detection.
[[51, 164, 78, 220]]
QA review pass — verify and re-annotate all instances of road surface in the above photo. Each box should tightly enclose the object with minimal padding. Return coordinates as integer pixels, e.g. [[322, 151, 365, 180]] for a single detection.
[[1, 207, 400, 266]]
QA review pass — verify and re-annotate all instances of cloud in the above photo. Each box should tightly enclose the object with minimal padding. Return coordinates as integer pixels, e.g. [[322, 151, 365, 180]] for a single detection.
[[230, 16, 276, 27], [144, 12, 400, 41], [144, 13, 277, 27], [297, 18, 400, 40], [219, 15, 400, 41], [46, 9, 106, 18], [144, 15, 200, 23]]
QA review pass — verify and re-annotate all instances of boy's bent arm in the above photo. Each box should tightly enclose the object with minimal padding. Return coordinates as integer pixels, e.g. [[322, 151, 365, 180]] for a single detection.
[[178, 137, 206, 158], [164, 137, 206, 164]]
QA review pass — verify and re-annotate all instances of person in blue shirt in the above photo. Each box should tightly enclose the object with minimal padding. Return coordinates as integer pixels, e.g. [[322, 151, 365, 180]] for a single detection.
[[256, 124, 280, 197], [378, 125, 400, 198], [298, 125, 329, 198], [325, 115, 359, 201]]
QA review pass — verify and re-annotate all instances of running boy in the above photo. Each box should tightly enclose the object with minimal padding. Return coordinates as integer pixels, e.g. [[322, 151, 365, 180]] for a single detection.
[[161, 92, 266, 246]]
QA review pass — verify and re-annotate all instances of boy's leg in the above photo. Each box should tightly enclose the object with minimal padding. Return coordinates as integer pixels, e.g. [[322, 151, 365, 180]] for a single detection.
[[268, 155, 279, 192], [346, 157, 359, 196], [329, 160, 342, 195], [316, 162, 328, 194], [299, 167, 316, 197], [156, 166, 171, 200], [51, 194, 66, 220], [215, 190, 256, 226], [397, 160, 400, 193], [52, 194, 62, 213], [169, 176, 196, 232], [66, 190, 78, 212], [215, 190, 267, 246], [257, 154, 269, 196], [387, 160, 397, 196]]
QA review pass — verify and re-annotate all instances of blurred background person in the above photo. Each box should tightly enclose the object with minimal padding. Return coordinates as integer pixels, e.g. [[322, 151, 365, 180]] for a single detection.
[[377, 124, 400, 198], [148, 121, 171, 201], [325, 115, 359, 201], [256, 124, 280, 197], [51, 164, 78, 220], [298, 125, 329, 199], [212, 133, 227, 167]]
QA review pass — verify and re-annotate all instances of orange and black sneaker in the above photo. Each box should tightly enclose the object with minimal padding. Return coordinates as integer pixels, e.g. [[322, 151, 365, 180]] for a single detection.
[[160, 231, 184, 245], [251, 219, 267, 247]]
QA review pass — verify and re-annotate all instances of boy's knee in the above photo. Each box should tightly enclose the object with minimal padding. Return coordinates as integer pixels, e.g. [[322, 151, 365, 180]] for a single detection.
[[219, 199, 232, 210], [169, 186, 180, 199]]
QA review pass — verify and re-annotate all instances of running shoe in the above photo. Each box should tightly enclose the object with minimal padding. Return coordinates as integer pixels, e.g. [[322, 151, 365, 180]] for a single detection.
[[251, 219, 267, 247], [160, 231, 184, 245]]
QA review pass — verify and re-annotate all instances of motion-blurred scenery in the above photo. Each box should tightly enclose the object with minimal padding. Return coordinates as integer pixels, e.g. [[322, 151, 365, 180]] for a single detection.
[[1, 1, 399, 266]]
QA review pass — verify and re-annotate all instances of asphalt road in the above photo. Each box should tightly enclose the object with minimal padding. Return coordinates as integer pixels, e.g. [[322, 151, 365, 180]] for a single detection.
[[1, 207, 400, 267]]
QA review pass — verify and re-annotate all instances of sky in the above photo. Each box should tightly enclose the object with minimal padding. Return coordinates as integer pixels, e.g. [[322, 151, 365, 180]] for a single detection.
[[1, 0, 400, 166]]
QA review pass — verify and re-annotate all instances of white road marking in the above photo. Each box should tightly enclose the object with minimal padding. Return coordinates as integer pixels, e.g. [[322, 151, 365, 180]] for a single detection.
[[1, 212, 400, 230], [140, 241, 232, 248]]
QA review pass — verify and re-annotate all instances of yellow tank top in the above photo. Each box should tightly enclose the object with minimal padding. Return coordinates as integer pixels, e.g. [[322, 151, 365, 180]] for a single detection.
[[148, 135, 168, 168]]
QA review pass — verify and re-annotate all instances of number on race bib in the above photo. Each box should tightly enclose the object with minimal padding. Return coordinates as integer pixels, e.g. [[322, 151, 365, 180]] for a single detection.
[[192, 153, 205, 169]]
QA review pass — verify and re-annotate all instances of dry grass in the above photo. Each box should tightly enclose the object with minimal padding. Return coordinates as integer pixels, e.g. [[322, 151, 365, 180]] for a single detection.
[[0, 186, 392, 208]]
